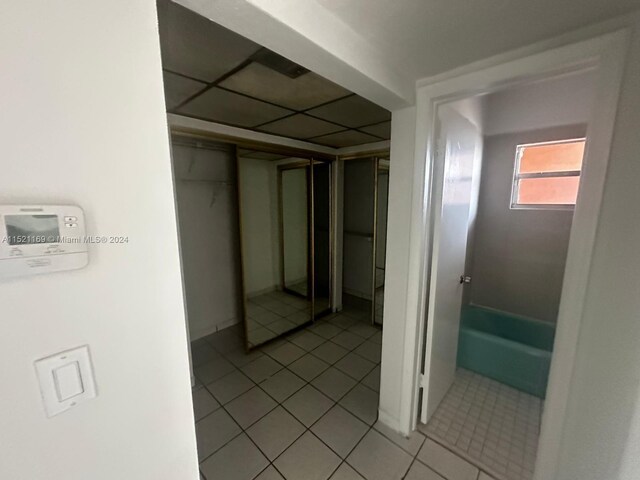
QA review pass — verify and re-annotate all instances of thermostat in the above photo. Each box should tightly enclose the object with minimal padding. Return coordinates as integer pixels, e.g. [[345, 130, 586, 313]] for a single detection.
[[0, 205, 88, 279]]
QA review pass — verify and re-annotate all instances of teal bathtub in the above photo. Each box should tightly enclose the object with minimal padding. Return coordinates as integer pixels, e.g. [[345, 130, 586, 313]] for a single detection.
[[457, 305, 555, 398]]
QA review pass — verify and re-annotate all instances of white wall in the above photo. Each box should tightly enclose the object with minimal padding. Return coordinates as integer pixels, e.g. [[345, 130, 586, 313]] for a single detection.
[[0, 1, 198, 479], [483, 70, 596, 135], [238, 158, 280, 296], [553, 26, 640, 480], [378, 106, 418, 430], [173, 141, 243, 339]]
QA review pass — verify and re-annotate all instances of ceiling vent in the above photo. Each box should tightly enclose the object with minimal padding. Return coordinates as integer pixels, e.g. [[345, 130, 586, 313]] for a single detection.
[[251, 48, 309, 79]]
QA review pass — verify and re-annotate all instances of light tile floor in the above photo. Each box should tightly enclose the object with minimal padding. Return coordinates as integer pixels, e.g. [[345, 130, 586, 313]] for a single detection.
[[192, 312, 504, 480], [421, 369, 542, 480], [246, 291, 312, 347]]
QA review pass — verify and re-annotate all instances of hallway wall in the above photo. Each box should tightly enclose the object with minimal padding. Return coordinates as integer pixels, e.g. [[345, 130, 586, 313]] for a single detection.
[[0, 1, 198, 479]]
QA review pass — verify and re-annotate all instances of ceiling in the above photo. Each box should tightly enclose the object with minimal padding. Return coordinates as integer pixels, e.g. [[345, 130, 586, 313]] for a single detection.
[[315, 0, 640, 80], [157, 0, 391, 148]]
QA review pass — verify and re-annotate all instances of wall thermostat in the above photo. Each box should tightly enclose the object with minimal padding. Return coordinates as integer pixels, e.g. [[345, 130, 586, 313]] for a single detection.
[[0, 205, 88, 279]]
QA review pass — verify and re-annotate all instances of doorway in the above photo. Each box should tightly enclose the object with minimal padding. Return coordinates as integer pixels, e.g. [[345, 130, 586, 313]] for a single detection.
[[411, 35, 627, 480], [341, 156, 390, 325]]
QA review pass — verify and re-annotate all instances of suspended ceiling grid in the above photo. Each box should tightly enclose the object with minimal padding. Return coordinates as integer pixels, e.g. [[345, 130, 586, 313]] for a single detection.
[[157, 0, 391, 148]]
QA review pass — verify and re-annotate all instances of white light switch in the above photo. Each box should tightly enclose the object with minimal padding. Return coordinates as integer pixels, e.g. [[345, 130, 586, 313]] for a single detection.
[[53, 362, 84, 401], [35, 345, 96, 417]]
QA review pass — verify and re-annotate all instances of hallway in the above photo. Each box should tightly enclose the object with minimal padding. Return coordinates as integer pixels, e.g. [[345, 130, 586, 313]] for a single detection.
[[191, 309, 500, 480]]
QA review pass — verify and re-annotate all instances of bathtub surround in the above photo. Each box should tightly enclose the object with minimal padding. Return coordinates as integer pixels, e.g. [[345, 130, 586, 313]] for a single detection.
[[457, 306, 554, 398], [468, 124, 587, 323]]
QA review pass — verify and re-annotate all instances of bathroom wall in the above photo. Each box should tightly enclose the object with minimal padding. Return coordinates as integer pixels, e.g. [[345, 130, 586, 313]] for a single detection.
[[470, 125, 586, 322], [468, 71, 596, 322], [173, 140, 243, 339]]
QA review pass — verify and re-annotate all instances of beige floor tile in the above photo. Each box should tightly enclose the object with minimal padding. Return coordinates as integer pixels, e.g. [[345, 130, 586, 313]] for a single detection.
[[207, 369, 255, 404], [259, 368, 306, 402], [288, 353, 330, 381], [405, 460, 446, 480], [200, 433, 268, 480], [311, 405, 369, 458], [417, 439, 479, 480], [283, 385, 335, 427], [226, 386, 278, 429], [339, 384, 379, 425], [347, 429, 412, 480], [195, 408, 241, 460], [274, 431, 341, 480], [247, 406, 305, 460], [311, 367, 357, 401], [192, 386, 220, 421]]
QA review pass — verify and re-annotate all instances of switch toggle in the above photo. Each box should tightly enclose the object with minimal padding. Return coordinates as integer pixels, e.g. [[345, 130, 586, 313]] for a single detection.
[[53, 362, 84, 401], [35, 345, 96, 418]]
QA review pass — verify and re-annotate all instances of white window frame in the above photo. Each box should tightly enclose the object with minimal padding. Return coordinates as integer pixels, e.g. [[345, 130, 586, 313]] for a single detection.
[[510, 138, 586, 211]]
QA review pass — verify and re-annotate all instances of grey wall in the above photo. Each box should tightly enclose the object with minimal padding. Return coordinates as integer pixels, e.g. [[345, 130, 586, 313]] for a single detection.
[[173, 140, 243, 340], [343, 158, 375, 299], [483, 71, 596, 135], [469, 125, 586, 322], [238, 158, 280, 297]]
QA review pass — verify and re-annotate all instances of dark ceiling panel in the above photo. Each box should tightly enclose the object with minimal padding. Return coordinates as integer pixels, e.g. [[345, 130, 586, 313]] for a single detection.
[[360, 121, 391, 139], [310, 130, 380, 148], [162, 71, 206, 110], [177, 87, 293, 127], [306, 95, 391, 128], [219, 62, 351, 111], [158, 1, 392, 148], [258, 114, 344, 139], [157, 0, 260, 82]]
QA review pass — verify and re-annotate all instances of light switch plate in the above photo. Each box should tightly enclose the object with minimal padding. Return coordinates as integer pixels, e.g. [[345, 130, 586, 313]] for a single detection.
[[34, 345, 97, 417]]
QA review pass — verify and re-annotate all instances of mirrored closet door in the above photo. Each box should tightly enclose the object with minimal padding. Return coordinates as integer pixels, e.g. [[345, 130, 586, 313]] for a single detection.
[[237, 151, 332, 349]]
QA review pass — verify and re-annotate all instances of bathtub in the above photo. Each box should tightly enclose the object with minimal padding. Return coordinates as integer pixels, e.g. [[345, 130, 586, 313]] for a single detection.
[[456, 305, 555, 398]]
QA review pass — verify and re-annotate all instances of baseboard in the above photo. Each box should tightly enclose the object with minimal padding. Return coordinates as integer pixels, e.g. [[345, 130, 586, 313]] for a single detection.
[[343, 287, 373, 301], [247, 285, 279, 299], [190, 317, 241, 341]]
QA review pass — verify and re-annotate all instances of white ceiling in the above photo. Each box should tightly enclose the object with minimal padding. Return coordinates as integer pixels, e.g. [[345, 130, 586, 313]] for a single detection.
[[315, 0, 640, 79]]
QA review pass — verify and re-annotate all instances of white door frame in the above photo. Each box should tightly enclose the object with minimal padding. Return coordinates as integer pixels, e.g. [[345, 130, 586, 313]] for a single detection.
[[398, 28, 630, 480]]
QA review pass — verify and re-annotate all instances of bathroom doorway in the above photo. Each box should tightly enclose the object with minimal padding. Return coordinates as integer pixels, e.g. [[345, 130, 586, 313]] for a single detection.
[[417, 66, 611, 480]]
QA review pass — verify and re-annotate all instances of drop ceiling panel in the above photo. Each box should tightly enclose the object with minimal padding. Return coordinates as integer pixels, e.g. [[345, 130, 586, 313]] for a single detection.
[[310, 130, 379, 148], [360, 121, 391, 139], [219, 62, 351, 110], [177, 87, 293, 128], [307, 95, 391, 128], [258, 114, 344, 139], [163, 71, 206, 110], [157, 0, 260, 82]]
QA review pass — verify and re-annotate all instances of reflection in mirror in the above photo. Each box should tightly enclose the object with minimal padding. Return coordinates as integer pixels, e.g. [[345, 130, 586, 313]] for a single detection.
[[281, 166, 310, 298], [374, 160, 390, 325], [238, 154, 312, 349], [313, 160, 332, 317]]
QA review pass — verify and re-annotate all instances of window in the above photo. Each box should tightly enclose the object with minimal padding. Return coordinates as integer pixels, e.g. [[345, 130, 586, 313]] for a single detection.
[[511, 139, 585, 209]]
